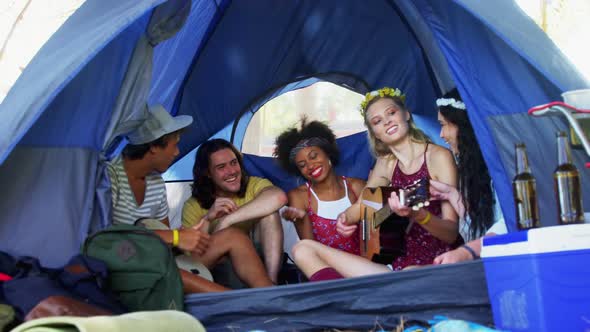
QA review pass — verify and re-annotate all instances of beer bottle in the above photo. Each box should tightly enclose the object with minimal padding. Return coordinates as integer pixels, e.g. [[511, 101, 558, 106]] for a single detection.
[[513, 143, 540, 230], [554, 131, 584, 224]]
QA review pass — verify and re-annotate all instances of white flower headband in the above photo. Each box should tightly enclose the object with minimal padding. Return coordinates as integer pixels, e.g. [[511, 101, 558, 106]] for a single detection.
[[436, 98, 466, 110]]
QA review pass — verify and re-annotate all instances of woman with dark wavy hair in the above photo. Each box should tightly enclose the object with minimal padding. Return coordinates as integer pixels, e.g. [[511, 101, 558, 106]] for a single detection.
[[432, 88, 507, 264], [274, 118, 365, 255]]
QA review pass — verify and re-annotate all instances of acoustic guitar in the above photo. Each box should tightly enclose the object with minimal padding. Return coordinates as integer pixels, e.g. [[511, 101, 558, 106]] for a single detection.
[[359, 178, 429, 263]]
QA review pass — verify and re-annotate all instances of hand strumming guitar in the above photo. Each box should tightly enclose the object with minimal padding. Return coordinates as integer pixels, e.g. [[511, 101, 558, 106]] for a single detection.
[[336, 212, 357, 238]]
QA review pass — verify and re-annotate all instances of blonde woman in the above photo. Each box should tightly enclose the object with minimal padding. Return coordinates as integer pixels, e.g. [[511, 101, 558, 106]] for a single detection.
[[292, 87, 459, 281]]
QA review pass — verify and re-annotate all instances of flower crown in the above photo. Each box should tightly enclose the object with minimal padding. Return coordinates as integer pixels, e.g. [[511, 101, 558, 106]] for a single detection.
[[359, 87, 406, 117], [436, 97, 466, 110]]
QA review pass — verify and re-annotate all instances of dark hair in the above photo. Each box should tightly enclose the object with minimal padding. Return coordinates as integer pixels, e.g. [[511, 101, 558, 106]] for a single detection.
[[274, 118, 340, 176], [122, 131, 180, 160], [191, 139, 250, 209], [363, 95, 431, 157], [438, 89, 494, 239]]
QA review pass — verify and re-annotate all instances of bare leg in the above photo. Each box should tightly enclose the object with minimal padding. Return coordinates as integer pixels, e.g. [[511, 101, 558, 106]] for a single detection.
[[258, 212, 283, 284], [180, 269, 229, 293], [292, 239, 390, 278], [197, 228, 273, 288]]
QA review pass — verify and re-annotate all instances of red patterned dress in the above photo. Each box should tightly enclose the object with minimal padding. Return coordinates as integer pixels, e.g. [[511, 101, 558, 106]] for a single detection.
[[390, 144, 455, 270], [306, 177, 360, 255]]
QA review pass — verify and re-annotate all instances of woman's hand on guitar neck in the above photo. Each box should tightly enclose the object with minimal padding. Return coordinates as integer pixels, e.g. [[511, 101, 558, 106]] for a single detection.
[[387, 191, 413, 217], [336, 212, 357, 237]]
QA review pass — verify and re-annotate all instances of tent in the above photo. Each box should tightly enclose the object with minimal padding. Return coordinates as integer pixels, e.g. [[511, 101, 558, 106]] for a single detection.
[[1, 0, 589, 330]]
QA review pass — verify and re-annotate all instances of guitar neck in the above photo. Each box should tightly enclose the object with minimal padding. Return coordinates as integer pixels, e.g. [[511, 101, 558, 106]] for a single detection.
[[362, 180, 429, 231], [372, 206, 393, 229]]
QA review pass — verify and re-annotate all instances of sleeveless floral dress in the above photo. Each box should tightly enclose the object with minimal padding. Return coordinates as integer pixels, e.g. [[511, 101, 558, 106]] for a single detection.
[[390, 145, 455, 270], [306, 177, 360, 255]]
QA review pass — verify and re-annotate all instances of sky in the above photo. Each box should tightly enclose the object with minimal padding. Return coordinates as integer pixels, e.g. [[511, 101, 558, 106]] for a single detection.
[[515, 0, 590, 83]]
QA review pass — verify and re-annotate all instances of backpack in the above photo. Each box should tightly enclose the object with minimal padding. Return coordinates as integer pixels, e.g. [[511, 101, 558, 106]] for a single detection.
[[82, 224, 184, 311]]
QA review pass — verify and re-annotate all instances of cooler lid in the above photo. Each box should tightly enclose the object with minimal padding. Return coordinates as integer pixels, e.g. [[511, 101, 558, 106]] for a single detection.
[[481, 224, 590, 258]]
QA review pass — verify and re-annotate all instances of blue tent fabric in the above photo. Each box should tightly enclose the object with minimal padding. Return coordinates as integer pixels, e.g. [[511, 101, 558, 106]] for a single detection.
[[0, 0, 166, 162], [413, 0, 588, 231], [243, 131, 374, 193], [176, 0, 442, 156], [0, 0, 589, 327], [184, 261, 492, 332], [0, 148, 100, 266], [149, 0, 229, 111], [103, 0, 193, 151]]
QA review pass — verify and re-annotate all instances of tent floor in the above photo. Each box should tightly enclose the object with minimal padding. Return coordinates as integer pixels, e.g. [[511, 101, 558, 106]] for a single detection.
[[184, 260, 493, 331]]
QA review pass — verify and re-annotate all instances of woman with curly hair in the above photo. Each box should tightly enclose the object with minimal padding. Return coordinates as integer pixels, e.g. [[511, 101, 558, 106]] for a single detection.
[[274, 118, 365, 255], [290, 87, 459, 281], [431, 88, 507, 264]]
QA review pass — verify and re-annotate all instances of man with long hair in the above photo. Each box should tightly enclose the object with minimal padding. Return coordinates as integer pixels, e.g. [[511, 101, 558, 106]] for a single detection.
[[182, 139, 286, 284]]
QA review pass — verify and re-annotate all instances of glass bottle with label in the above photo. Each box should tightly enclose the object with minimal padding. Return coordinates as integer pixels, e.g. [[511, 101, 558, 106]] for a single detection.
[[513, 143, 540, 230], [554, 131, 584, 224]]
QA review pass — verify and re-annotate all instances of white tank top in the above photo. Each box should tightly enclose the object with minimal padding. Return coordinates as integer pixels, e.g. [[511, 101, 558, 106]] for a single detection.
[[308, 178, 352, 220]]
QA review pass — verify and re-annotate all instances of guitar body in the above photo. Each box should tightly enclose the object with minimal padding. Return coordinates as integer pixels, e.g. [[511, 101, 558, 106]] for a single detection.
[[359, 178, 430, 263], [359, 187, 409, 263], [359, 187, 383, 261]]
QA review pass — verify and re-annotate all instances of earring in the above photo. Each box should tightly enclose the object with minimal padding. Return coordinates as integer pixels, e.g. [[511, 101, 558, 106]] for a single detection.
[[329, 160, 332, 167]]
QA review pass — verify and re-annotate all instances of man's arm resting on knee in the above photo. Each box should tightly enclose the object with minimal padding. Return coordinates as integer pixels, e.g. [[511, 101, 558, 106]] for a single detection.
[[149, 217, 175, 245], [216, 186, 287, 231]]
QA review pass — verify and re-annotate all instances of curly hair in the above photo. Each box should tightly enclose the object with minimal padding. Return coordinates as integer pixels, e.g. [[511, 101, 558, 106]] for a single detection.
[[363, 94, 431, 158], [274, 117, 340, 176], [191, 139, 250, 209], [438, 89, 494, 239]]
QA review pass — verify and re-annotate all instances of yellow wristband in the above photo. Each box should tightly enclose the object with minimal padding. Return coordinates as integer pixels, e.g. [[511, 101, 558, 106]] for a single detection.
[[417, 211, 432, 225], [172, 229, 179, 247]]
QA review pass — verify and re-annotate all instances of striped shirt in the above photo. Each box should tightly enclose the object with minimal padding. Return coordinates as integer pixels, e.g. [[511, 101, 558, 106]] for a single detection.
[[107, 157, 168, 225]]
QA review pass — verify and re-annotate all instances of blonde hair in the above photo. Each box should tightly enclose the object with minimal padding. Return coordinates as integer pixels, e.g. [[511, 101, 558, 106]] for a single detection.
[[363, 95, 431, 158]]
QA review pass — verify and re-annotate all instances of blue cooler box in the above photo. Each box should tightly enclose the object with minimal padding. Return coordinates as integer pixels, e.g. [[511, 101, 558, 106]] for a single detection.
[[481, 224, 590, 332]]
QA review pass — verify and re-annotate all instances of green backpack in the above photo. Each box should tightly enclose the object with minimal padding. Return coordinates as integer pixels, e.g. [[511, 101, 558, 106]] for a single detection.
[[82, 224, 184, 311]]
